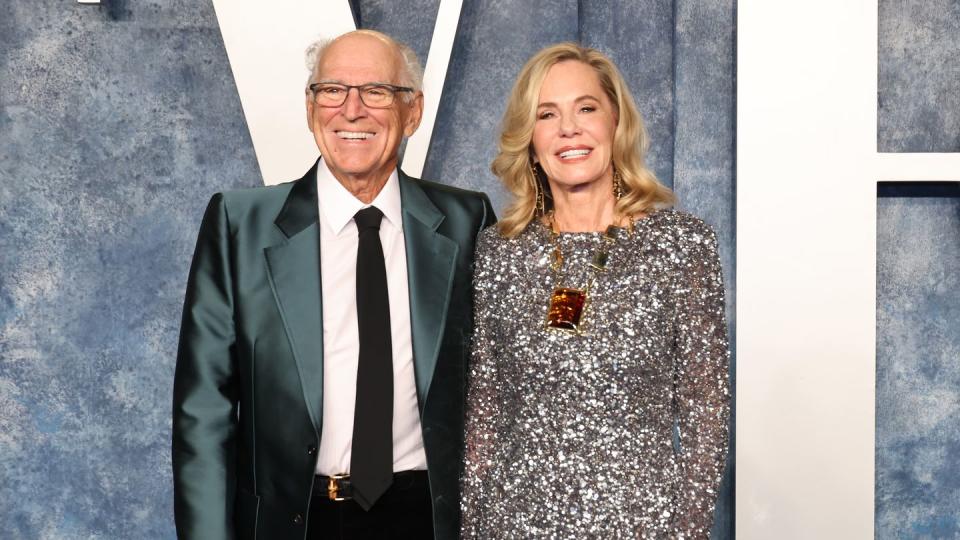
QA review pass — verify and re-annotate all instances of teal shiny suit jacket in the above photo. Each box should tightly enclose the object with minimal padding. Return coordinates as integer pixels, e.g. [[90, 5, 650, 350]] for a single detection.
[[173, 160, 496, 540]]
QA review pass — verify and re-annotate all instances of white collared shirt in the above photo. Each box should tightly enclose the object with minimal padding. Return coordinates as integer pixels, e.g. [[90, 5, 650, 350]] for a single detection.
[[314, 159, 427, 475]]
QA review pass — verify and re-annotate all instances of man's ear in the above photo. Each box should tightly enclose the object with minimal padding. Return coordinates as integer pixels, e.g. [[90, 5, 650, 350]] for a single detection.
[[403, 91, 424, 137]]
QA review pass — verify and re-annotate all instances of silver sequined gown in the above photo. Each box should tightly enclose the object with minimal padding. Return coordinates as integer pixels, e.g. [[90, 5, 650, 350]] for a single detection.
[[461, 209, 730, 539]]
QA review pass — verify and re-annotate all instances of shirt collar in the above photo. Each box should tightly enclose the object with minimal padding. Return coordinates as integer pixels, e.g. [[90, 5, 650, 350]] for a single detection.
[[316, 158, 403, 235]]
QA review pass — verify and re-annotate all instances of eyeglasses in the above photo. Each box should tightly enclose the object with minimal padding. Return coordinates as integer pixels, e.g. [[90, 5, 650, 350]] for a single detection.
[[308, 82, 414, 109]]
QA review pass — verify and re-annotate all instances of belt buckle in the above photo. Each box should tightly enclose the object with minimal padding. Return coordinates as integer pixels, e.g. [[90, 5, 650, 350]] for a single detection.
[[327, 473, 350, 501]]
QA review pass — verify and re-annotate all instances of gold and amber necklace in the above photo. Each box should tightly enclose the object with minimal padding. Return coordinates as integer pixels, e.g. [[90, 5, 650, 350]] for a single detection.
[[544, 212, 629, 335]]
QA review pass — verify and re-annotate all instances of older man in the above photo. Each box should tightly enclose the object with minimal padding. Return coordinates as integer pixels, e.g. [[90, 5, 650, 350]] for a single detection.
[[173, 30, 494, 539]]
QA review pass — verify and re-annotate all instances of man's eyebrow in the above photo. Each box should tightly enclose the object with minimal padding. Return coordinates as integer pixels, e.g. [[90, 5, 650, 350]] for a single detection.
[[315, 79, 395, 86], [537, 95, 601, 108]]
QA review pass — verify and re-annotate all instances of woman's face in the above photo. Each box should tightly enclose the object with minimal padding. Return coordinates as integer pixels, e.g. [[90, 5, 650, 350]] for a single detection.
[[531, 60, 618, 194]]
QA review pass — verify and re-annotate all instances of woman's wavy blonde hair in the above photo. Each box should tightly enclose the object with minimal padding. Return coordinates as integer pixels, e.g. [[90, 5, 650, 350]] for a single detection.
[[493, 42, 674, 237]]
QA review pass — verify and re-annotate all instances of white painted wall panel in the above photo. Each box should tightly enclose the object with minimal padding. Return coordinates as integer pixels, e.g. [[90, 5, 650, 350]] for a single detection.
[[212, 0, 355, 184], [737, 2, 877, 537], [738, 2, 960, 538]]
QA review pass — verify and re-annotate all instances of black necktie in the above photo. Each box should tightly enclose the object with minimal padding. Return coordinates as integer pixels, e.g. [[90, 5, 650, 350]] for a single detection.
[[350, 206, 393, 510]]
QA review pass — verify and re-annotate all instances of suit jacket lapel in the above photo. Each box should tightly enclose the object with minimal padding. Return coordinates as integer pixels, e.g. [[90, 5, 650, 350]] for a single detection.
[[262, 162, 457, 425], [264, 160, 324, 431], [399, 171, 459, 409]]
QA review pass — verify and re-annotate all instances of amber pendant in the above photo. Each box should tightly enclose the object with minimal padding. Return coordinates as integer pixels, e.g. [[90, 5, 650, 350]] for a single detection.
[[546, 287, 587, 333]]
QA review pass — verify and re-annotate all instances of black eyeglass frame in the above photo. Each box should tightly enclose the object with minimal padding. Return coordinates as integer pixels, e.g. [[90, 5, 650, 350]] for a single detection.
[[307, 82, 415, 108]]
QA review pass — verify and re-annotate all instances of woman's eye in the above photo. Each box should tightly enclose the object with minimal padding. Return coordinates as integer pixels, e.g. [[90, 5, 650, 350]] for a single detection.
[[580, 106, 596, 113], [538, 111, 554, 120]]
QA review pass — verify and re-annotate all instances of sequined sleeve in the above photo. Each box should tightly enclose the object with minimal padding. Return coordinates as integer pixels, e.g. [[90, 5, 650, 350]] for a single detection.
[[671, 224, 731, 538], [460, 230, 500, 536]]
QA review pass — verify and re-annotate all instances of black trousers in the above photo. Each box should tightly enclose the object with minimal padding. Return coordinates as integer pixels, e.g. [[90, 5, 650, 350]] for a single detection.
[[307, 471, 434, 540]]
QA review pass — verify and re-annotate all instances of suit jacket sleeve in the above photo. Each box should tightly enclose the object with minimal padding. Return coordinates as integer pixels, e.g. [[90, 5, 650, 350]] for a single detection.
[[480, 194, 496, 231], [172, 193, 239, 540]]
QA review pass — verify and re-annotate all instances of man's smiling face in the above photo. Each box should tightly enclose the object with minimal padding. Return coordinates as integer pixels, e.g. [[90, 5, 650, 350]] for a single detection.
[[306, 33, 423, 189]]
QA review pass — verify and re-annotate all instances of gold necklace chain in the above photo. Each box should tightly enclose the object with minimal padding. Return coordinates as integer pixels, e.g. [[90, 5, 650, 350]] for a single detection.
[[544, 212, 626, 334]]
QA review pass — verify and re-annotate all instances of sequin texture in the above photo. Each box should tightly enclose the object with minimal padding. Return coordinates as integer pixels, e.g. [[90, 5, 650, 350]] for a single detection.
[[461, 209, 730, 539]]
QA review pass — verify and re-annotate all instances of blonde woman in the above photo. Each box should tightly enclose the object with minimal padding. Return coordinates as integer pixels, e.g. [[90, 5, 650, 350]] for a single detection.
[[461, 43, 730, 538]]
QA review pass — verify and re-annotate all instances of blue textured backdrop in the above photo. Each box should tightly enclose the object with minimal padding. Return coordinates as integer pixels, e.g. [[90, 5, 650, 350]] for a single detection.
[[878, 0, 960, 152], [876, 0, 960, 535], [0, 1, 735, 537], [876, 184, 960, 538], [0, 2, 261, 538]]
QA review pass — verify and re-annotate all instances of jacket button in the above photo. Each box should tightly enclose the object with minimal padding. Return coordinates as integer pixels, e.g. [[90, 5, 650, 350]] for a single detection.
[[293, 513, 304, 525], [307, 445, 317, 455]]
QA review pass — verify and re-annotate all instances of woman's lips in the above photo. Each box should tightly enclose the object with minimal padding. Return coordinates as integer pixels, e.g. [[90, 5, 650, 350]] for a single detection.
[[557, 147, 592, 160]]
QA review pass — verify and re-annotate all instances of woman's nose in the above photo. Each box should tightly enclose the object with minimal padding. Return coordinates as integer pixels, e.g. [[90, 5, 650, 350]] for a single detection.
[[558, 114, 580, 136]]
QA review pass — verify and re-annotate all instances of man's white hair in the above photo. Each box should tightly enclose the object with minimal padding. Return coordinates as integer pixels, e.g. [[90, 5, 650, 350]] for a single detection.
[[304, 30, 424, 102]]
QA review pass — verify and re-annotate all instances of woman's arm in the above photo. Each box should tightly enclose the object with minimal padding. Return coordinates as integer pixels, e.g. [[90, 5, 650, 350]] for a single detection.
[[672, 222, 731, 539], [460, 231, 502, 537]]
